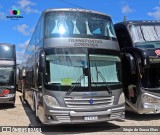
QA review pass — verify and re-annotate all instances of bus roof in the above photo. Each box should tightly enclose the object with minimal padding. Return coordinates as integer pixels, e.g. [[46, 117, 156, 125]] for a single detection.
[[43, 8, 110, 17], [115, 20, 160, 27]]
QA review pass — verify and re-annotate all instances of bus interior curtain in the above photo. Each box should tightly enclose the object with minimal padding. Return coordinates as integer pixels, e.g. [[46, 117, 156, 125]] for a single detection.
[[73, 20, 80, 34], [130, 25, 145, 42], [130, 25, 160, 42], [50, 62, 83, 84], [106, 24, 114, 37], [90, 62, 119, 83], [141, 26, 160, 41], [155, 26, 160, 39]]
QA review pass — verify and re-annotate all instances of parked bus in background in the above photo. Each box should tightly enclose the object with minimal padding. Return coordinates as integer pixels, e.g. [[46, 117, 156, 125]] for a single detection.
[[0, 43, 16, 107], [114, 21, 160, 114], [19, 8, 125, 124]]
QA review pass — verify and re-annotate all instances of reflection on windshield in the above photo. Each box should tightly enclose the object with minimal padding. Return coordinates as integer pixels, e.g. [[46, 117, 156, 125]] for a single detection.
[[0, 67, 14, 86], [45, 11, 116, 39], [0, 46, 14, 59]]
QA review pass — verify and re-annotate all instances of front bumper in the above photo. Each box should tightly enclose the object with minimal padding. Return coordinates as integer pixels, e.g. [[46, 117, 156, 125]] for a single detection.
[[138, 103, 160, 114], [134, 93, 160, 114], [42, 104, 125, 125]]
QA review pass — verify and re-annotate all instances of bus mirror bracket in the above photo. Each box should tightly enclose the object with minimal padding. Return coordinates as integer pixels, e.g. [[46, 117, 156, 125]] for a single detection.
[[16, 67, 20, 79], [22, 68, 26, 77]]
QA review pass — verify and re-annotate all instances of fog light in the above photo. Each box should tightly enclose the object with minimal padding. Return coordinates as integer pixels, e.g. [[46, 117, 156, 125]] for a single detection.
[[46, 115, 52, 120]]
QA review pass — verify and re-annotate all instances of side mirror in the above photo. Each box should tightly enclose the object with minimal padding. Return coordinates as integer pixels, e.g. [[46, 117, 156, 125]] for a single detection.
[[39, 51, 45, 72], [124, 53, 136, 74], [16, 67, 20, 80]]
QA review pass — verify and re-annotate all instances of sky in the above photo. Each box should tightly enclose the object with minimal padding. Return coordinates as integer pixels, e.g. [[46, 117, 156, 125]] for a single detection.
[[0, 0, 160, 63]]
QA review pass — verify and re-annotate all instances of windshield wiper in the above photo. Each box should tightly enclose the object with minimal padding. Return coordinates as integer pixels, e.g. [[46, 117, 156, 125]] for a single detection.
[[66, 74, 84, 96], [95, 63, 112, 94]]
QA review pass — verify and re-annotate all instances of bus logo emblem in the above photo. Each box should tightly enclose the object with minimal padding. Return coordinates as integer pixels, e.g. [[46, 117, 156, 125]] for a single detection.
[[89, 99, 94, 105], [155, 50, 160, 56]]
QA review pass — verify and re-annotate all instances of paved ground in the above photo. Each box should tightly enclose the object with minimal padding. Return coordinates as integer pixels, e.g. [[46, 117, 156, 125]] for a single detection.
[[0, 91, 160, 135]]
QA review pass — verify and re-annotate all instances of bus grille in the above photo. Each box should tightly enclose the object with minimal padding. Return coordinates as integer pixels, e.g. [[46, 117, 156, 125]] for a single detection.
[[64, 96, 114, 108]]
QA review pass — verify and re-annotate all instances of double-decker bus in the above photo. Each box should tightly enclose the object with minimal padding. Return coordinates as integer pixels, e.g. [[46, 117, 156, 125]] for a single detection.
[[0, 43, 16, 107], [20, 8, 125, 124], [114, 21, 160, 114]]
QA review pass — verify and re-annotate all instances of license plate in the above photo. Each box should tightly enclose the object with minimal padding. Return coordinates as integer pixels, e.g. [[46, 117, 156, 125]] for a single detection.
[[84, 116, 98, 121]]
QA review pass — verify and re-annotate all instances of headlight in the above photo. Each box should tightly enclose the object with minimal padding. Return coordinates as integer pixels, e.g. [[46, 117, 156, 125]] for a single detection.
[[118, 92, 125, 104], [142, 94, 159, 103], [43, 95, 60, 107]]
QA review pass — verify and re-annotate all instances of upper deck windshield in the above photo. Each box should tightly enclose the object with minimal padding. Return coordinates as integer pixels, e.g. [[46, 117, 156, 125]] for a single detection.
[[44, 11, 116, 40], [0, 45, 15, 59], [0, 67, 14, 86], [129, 24, 160, 48], [45, 48, 121, 91]]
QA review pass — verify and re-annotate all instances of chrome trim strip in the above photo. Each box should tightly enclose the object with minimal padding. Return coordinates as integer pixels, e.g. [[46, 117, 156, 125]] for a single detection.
[[70, 109, 111, 116]]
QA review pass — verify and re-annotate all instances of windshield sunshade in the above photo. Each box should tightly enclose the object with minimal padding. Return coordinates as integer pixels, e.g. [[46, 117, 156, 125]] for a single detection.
[[130, 25, 160, 43]]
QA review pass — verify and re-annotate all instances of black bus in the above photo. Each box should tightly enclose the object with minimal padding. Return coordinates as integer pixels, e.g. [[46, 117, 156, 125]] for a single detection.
[[18, 8, 125, 125], [0, 43, 16, 107], [114, 21, 160, 114]]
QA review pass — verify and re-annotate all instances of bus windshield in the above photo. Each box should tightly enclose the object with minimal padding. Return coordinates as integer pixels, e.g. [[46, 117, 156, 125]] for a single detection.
[[0, 45, 15, 59], [134, 41, 160, 49], [129, 24, 160, 45], [45, 48, 121, 90], [90, 55, 121, 86], [0, 67, 14, 86], [44, 11, 116, 39]]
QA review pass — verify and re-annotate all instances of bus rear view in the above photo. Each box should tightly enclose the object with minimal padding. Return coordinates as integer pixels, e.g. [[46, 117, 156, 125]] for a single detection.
[[0, 43, 16, 107]]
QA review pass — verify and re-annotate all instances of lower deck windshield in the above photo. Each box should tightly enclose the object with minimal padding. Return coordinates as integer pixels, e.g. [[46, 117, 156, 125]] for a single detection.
[[45, 48, 121, 91], [0, 67, 15, 86], [141, 64, 160, 89]]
